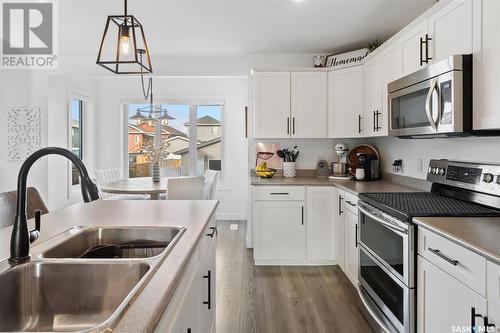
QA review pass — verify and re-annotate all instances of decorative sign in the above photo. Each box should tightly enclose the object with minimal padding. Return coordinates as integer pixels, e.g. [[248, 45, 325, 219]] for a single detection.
[[326, 48, 369, 69], [7, 106, 41, 160]]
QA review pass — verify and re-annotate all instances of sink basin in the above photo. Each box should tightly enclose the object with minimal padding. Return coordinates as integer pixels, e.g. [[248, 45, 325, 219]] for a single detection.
[[39, 226, 182, 259], [0, 261, 150, 332]]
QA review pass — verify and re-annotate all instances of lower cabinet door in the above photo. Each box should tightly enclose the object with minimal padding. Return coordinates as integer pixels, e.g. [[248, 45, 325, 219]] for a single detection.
[[417, 255, 488, 333], [306, 187, 336, 261], [254, 201, 306, 261], [199, 238, 216, 333], [344, 209, 358, 286], [336, 191, 346, 272]]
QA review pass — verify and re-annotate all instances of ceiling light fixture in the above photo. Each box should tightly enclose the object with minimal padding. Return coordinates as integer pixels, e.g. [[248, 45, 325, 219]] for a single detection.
[[96, 0, 153, 74]]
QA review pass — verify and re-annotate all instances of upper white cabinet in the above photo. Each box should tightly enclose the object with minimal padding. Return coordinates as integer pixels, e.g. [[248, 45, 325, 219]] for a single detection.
[[254, 72, 291, 138], [428, 0, 473, 63], [291, 72, 328, 138], [328, 66, 364, 138], [472, 0, 500, 130], [363, 57, 382, 137], [400, 20, 429, 75], [254, 71, 327, 139], [306, 187, 336, 262]]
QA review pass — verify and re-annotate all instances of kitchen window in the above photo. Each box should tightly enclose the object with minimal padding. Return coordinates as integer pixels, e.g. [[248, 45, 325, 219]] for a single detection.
[[70, 98, 83, 186], [125, 102, 224, 178]]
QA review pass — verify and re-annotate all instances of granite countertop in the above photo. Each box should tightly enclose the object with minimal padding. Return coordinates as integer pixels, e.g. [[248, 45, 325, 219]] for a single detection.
[[251, 176, 421, 195], [0, 200, 218, 333], [413, 216, 500, 265]]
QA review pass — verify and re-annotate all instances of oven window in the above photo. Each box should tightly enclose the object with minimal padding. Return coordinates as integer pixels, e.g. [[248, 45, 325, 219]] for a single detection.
[[360, 249, 404, 324], [360, 213, 404, 276], [391, 88, 430, 129]]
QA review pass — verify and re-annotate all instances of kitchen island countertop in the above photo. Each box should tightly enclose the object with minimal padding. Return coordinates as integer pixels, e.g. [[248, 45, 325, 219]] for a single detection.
[[0, 199, 218, 333]]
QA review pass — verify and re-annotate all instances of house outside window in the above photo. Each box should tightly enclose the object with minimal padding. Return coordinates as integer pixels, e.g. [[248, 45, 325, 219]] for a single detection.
[[126, 103, 223, 178], [70, 98, 83, 186]]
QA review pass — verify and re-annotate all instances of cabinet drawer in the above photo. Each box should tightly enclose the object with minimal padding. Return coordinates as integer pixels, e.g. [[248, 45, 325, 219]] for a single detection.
[[418, 228, 486, 296], [253, 186, 305, 201], [343, 192, 358, 214]]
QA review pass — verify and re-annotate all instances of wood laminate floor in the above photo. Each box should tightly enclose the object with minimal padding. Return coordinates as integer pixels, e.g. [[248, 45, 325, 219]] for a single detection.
[[215, 220, 374, 333]]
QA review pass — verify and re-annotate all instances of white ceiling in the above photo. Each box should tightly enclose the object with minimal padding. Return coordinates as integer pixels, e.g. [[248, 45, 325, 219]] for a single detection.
[[59, 0, 435, 57]]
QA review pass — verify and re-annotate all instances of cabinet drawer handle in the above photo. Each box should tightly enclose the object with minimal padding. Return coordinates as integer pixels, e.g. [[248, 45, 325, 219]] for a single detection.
[[287, 117, 290, 135], [292, 117, 296, 134], [428, 247, 459, 266], [373, 111, 376, 132], [355, 224, 358, 248], [338, 195, 344, 215], [471, 307, 484, 333], [345, 200, 356, 207], [206, 226, 216, 238], [270, 192, 289, 195], [301, 206, 304, 225], [358, 115, 362, 134], [483, 316, 496, 330], [203, 270, 212, 310]]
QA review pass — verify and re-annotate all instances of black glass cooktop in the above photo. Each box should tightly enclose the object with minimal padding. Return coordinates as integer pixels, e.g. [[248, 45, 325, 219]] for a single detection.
[[359, 192, 500, 222]]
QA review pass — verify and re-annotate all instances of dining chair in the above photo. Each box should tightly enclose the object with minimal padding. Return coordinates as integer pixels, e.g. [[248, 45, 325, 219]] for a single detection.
[[0, 187, 49, 228], [94, 168, 148, 200], [167, 177, 205, 200], [203, 170, 219, 200]]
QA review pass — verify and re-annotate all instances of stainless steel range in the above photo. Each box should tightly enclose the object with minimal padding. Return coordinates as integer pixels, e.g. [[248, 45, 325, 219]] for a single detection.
[[356, 159, 500, 333]]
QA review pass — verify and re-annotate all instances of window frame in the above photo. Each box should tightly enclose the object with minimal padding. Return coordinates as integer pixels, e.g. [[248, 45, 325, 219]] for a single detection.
[[67, 88, 94, 198], [121, 96, 226, 186]]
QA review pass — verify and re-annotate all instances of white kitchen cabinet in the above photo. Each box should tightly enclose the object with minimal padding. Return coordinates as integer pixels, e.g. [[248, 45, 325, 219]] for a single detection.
[[400, 20, 428, 75], [335, 191, 346, 272], [487, 261, 500, 332], [306, 187, 336, 262], [254, 71, 290, 138], [379, 43, 403, 135], [363, 57, 382, 137], [427, 0, 473, 63], [253, 199, 306, 263], [291, 72, 328, 138], [472, 0, 500, 130], [155, 218, 217, 333], [328, 66, 364, 138], [344, 208, 358, 286], [417, 255, 488, 333]]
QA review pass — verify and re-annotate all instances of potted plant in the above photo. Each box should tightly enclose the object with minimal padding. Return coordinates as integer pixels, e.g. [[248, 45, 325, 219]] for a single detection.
[[277, 146, 300, 178]]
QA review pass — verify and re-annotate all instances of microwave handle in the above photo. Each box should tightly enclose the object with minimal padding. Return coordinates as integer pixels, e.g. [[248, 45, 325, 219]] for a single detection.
[[425, 79, 439, 132]]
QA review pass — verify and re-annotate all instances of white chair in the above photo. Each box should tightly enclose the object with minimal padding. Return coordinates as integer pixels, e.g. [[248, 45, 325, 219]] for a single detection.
[[203, 170, 219, 200], [94, 168, 148, 200], [167, 177, 204, 200]]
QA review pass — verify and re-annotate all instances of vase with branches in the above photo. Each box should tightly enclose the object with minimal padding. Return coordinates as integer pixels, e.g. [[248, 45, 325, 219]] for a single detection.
[[142, 140, 171, 182]]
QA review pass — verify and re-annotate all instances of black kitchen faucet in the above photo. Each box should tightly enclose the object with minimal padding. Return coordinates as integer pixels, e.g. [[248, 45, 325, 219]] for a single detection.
[[9, 147, 100, 265]]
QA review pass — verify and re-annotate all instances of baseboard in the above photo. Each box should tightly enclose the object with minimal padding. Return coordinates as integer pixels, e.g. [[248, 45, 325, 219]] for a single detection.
[[215, 213, 247, 221], [254, 260, 338, 266]]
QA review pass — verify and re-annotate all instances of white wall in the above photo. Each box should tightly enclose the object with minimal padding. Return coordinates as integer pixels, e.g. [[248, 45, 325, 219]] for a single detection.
[[94, 76, 249, 220]]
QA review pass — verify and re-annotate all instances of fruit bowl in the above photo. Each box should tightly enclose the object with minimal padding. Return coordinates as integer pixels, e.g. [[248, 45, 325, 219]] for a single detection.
[[255, 168, 277, 178]]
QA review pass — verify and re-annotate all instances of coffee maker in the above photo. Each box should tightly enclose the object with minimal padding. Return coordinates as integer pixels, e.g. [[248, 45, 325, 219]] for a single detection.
[[357, 153, 380, 181]]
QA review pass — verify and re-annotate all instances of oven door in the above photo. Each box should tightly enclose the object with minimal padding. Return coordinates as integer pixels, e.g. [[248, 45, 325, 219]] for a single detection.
[[357, 201, 414, 287], [358, 247, 414, 333], [388, 70, 463, 137]]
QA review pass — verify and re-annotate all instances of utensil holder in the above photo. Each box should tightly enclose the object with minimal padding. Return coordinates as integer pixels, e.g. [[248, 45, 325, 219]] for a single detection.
[[283, 162, 296, 178]]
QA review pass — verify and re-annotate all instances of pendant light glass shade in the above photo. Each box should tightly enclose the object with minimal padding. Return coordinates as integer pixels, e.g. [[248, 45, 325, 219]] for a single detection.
[[129, 110, 148, 121], [96, 0, 153, 74], [158, 111, 174, 121]]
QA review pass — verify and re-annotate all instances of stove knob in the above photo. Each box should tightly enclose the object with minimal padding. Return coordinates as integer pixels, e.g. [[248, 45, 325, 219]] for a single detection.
[[496, 176, 500, 185], [438, 168, 445, 176], [483, 173, 494, 183]]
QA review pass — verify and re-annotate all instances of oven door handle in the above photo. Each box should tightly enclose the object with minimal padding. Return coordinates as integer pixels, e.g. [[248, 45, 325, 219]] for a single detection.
[[425, 79, 439, 132], [357, 284, 392, 333], [357, 202, 408, 236]]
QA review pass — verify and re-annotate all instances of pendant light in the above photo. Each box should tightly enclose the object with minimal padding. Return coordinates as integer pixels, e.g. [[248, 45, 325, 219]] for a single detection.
[[96, 0, 153, 74], [129, 109, 148, 121]]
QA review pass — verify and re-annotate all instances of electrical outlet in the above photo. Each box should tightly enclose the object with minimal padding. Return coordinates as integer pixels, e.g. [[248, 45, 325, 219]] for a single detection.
[[417, 158, 423, 173]]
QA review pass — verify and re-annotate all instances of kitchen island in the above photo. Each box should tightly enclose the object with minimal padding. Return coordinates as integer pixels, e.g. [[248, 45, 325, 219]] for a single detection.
[[0, 199, 218, 333]]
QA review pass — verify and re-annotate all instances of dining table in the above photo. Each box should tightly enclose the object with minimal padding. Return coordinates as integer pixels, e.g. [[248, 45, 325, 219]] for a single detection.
[[100, 176, 186, 200]]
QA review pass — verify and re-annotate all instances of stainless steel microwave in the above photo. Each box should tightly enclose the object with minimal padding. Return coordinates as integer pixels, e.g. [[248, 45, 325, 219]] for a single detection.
[[388, 54, 472, 138]]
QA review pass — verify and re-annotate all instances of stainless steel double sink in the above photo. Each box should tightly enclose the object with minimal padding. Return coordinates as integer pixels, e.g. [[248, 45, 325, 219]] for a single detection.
[[0, 226, 185, 332]]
